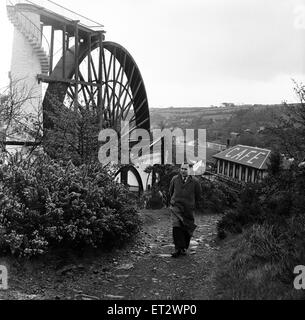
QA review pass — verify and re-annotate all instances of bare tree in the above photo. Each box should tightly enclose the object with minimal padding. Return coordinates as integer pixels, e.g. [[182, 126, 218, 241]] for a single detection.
[[1, 78, 130, 166], [0, 78, 43, 160], [43, 89, 100, 165], [267, 81, 305, 161]]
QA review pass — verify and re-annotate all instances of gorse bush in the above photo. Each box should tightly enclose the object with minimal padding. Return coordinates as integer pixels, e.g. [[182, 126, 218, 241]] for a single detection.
[[217, 164, 305, 238], [0, 155, 141, 257], [199, 178, 238, 213], [217, 183, 263, 236]]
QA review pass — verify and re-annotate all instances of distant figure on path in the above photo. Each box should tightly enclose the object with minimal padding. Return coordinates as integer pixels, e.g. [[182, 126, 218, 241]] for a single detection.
[[169, 163, 202, 258]]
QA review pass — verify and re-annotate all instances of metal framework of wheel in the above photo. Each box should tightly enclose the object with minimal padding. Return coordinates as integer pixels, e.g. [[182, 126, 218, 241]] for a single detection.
[[43, 41, 150, 135]]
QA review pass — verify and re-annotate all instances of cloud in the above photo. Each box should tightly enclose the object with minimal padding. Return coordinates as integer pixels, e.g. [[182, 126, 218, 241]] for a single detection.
[[1, 0, 304, 106]]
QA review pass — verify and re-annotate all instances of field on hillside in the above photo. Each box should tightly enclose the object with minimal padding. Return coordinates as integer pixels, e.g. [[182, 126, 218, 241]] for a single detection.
[[149, 103, 287, 147]]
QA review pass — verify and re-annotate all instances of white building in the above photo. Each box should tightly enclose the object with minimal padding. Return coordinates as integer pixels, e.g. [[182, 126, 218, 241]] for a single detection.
[[213, 144, 271, 183]]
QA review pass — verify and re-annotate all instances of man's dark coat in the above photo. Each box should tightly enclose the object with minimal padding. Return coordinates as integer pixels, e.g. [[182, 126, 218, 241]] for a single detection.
[[169, 174, 202, 236]]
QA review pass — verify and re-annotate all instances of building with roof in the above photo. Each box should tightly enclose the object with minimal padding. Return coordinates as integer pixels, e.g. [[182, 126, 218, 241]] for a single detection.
[[213, 144, 271, 183]]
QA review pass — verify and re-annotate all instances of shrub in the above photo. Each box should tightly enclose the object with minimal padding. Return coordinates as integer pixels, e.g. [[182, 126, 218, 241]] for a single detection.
[[199, 178, 238, 213], [217, 209, 243, 236], [0, 155, 141, 257], [143, 188, 164, 209], [217, 164, 305, 238], [145, 164, 179, 207], [217, 183, 263, 237]]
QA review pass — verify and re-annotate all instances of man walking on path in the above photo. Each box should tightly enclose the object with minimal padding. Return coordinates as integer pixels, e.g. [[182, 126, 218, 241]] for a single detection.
[[169, 163, 202, 257]]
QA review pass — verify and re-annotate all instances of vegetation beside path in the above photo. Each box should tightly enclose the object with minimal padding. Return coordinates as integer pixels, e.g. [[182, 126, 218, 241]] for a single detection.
[[0, 209, 221, 300]]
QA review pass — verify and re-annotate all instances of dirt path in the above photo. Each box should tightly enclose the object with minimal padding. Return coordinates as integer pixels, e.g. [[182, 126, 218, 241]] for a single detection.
[[0, 209, 221, 300]]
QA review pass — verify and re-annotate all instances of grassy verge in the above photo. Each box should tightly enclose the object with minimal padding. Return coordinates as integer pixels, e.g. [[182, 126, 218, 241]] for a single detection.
[[214, 223, 305, 300]]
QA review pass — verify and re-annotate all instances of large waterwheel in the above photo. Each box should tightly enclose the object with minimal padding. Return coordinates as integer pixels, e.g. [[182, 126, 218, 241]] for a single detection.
[[7, 1, 150, 190], [43, 40, 150, 133]]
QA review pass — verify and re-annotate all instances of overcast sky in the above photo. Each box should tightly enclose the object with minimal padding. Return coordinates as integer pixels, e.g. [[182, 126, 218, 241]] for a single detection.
[[1, 0, 305, 107]]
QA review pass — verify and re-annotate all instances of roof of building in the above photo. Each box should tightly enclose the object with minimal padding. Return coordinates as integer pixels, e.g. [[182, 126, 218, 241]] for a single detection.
[[213, 144, 271, 170]]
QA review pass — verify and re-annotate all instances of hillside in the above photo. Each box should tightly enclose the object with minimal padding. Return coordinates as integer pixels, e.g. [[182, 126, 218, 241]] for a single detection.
[[149, 103, 290, 149], [150, 104, 285, 128]]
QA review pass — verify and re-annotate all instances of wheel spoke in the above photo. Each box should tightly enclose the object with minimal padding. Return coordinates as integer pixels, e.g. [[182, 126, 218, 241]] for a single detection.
[[90, 58, 98, 84], [67, 86, 75, 101], [122, 81, 144, 118], [121, 66, 136, 112], [102, 49, 112, 124], [111, 48, 117, 123], [79, 70, 96, 108], [111, 65, 123, 126], [80, 84, 89, 107], [124, 97, 146, 121], [55, 42, 149, 149], [114, 52, 127, 128]]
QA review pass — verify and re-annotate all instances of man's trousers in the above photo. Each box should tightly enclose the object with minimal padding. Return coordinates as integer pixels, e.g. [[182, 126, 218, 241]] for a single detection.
[[172, 227, 191, 250]]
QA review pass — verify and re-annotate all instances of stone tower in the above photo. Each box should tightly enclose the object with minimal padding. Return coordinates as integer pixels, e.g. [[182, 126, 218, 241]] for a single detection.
[[6, 3, 49, 151]]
